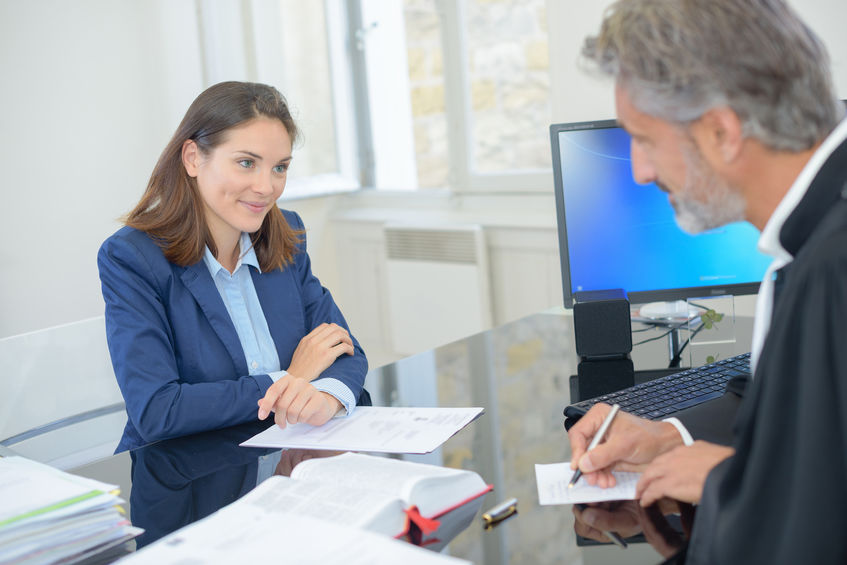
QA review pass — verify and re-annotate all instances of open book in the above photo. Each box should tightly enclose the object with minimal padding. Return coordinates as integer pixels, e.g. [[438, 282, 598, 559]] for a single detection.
[[250, 452, 492, 540]]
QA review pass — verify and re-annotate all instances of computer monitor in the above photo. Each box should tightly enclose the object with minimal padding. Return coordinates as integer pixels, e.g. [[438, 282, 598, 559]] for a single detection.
[[551, 119, 772, 308]]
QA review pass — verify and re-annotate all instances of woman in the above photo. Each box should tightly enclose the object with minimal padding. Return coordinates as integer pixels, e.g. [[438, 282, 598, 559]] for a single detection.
[[98, 81, 368, 452]]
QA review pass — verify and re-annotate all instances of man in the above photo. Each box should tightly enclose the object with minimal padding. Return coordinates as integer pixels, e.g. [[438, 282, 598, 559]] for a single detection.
[[567, 0, 847, 562]]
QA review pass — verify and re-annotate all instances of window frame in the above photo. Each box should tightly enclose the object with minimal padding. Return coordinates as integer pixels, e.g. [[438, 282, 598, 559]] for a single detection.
[[197, 0, 367, 199], [436, 0, 554, 193]]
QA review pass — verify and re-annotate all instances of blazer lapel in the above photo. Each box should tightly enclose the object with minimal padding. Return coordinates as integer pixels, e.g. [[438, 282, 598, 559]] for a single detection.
[[180, 262, 248, 375]]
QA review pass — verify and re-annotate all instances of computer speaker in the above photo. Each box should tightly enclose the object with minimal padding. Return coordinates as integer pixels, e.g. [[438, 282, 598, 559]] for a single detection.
[[573, 289, 632, 360], [573, 357, 635, 400]]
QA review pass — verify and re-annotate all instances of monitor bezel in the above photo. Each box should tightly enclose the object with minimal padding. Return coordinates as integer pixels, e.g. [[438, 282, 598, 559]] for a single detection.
[[550, 119, 763, 308]]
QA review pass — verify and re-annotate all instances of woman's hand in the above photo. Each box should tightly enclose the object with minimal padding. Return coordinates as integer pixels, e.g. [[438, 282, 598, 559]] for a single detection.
[[286, 323, 354, 382], [257, 375, 344, 428]]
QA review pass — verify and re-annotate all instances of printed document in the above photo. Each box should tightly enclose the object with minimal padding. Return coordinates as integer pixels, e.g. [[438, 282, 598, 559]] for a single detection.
[[535, 462, 641, 505], [119, 498, 470, 565], [240, 406, 484, 454], [0, 456, 119, 526]]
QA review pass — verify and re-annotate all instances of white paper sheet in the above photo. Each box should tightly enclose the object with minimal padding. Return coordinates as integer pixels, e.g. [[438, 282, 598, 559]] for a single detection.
[[0, 456, 139, 565], [119, 493, 470, 565], [0, 456, 118, 525], [240, 406, 484, 454], [535, 462, 641, 505]]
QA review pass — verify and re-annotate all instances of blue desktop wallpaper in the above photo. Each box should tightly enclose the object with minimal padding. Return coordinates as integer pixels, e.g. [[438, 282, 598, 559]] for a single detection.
[[557, 127, 772, 296]]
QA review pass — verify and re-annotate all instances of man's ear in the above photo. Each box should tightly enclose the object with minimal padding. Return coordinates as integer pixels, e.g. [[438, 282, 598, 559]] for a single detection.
[[693, 106, 744, 165], [182, 139, 201, 177]]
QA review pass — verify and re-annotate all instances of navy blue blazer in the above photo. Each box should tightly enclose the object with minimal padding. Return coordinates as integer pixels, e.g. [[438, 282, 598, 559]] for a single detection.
[[98, 210, 367, 452]]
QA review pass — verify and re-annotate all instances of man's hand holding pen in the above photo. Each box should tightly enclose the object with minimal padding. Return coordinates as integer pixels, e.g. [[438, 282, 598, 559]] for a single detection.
[[568, 403, 685, 488], [567, 402, 735, 508]]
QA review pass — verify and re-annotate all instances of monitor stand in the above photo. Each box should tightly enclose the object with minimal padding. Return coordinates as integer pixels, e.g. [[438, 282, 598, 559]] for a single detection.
[[632, 301, 703, 365], [636, 300, 699, 320]]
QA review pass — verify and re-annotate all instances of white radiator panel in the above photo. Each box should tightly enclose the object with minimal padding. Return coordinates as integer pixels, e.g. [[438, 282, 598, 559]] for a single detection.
[[384, 225, 491, 356]]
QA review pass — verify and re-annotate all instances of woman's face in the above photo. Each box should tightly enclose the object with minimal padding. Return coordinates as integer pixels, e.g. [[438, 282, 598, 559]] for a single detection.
[[183, 116, 292, 251]]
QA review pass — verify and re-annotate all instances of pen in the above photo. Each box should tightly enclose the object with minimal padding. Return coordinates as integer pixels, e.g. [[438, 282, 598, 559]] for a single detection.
[[482, 497, 518, 529], [569, 403, 621, 488], [574, 503, 628, 549]]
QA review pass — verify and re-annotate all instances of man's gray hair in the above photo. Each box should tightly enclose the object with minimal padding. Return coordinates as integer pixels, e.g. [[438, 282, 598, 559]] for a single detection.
[[583, 0, 844, 151]]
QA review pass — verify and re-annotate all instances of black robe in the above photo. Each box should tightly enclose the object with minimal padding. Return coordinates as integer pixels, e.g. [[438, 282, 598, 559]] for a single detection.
[[686, 135, 847, 563]]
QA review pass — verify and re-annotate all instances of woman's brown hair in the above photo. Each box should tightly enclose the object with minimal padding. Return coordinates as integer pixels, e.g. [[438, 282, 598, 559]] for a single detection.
[[126, 81, 302, 271]]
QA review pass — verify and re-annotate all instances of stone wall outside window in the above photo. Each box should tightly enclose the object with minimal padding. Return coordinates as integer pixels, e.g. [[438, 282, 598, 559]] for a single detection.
[[404, 0, 552, 189]]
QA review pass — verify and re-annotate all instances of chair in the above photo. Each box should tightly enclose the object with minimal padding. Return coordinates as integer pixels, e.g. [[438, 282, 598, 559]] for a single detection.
[[0, 316, 126, 469]]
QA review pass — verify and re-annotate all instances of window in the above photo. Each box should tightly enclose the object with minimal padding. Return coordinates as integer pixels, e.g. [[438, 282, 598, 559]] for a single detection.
[[198, 0, 361, 198], [404, 0, 449, 189], [397, 0, 555, 191], [199, 0, 555, 195], [464, 0, 552, 175]]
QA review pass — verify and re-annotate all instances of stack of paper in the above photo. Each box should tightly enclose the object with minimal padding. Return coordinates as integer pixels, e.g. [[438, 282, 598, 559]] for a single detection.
[[0, 456, 142, 564]]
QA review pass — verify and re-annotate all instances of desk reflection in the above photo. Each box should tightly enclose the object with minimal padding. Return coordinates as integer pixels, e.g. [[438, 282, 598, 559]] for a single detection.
[[129, 421, 273, 547], [67, 312, 678, 564], [573, 499, 694, 561], [128, 420, 480, 553]]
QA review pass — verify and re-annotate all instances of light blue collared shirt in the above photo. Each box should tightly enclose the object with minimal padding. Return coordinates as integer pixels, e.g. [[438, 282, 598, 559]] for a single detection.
[[203, 232, 355, 414]]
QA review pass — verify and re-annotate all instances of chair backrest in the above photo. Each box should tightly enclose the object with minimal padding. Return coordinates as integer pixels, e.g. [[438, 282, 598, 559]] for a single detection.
[[0, 316, 126, 467]]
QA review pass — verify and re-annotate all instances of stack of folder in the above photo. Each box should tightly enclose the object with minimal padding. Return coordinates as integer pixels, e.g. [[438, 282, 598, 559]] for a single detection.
[[0, 456, 142, 564]]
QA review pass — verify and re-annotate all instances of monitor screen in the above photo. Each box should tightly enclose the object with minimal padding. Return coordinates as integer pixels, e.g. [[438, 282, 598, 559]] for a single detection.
[[551, 119, 772, 308]]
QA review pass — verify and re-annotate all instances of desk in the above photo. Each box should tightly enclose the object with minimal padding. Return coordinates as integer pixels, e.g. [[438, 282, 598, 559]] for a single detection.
[[15, 312, 720, 565]]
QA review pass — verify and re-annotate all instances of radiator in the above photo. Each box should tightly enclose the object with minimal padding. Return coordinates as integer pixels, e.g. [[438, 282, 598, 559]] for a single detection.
[[384, 224, 492, 356]]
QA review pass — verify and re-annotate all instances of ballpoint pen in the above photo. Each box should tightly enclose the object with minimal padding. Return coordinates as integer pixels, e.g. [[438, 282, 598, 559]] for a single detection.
[[569, 403, 621, 488], [482, 497, 518, 529]]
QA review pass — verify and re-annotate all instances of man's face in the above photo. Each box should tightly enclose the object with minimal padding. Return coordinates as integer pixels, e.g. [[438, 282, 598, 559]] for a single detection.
[[615, 85, 745, 234]]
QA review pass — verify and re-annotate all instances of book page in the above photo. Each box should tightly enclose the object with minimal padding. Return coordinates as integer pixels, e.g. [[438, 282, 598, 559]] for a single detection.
[[240, 406, 483, 454], [119, 502, 471, 565], [241, 475, 406, 536], [291, 453, 486, 517], [535, 462, 641, 505], [291, 453, 464, 496]]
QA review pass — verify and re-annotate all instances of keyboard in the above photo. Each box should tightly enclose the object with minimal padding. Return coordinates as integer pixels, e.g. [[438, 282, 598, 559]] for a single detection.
[[564, 352, 752, 421]]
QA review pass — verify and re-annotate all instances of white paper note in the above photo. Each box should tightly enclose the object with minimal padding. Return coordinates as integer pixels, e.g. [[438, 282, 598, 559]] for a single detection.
[[240, 406, 484, 454], [535, 462, 641, 505]]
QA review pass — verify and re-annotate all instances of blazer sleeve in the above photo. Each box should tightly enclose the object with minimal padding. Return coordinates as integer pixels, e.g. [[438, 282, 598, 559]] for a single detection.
[[286, 211, 368, 400], [98, 231, 272, 446]]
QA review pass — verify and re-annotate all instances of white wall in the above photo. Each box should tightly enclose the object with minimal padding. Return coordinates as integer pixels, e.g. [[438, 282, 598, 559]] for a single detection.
[[2, 0, 846, 341], [549, 0, 847, 121], [0, 0, 203, 338]]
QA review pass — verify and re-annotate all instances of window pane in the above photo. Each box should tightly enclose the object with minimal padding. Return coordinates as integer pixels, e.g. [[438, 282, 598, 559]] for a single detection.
[[465, 0, 552, 173], [404, 0, 449, 189], [277, 1, 339, 181]]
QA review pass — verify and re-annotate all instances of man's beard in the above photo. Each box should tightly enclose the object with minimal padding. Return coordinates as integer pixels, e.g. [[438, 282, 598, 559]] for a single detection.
[[664, 141, 747, 234]]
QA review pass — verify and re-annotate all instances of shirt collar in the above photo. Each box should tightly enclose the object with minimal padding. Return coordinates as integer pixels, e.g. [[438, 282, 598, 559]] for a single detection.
[[757, 117, 847, 265], [202, 232, 262, 277]]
